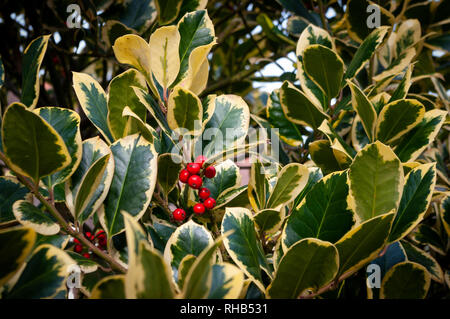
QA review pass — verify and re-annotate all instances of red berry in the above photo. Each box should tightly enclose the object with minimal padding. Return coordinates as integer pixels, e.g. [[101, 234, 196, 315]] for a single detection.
[[199, 188, 211, 200], [90, 235, 95, 241], [195, 155, 207, 166], [179, 169, 190, 183], [74, 244, 83, 253], [187, 162, 201, 175], [73, 238, 80, 244], [193, 203, 206, 215], [85, 232, 92, 239], [99, 238, 107, 248], [173, 208, 186, 221], [188, 175, 202, 189], [83, 253, 91, 259], [97, 233, 106, 241], [96, 230, 105, 235], [204, 166, 216, 178], [204, 197, 216, 210]]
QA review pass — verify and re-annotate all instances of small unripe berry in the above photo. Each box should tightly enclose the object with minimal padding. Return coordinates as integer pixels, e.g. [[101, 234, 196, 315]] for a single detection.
[[179, 169, 190, 183], [204, 166, 216, 178], [187, 162, 201, 175], [195, 155, 207, 166], [193, 203, 206, 215], [173, 208, 186, 221], [82, 253, 91, 259], [199, 187, 211, 200], [204, 197, 216, 210], [188, 175, 202, 189], [74, 244, 83, 253]]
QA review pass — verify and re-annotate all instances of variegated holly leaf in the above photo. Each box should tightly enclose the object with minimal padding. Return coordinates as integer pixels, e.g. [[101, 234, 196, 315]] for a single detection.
[[103, 134, 158, 236], [254, 209, 284, 235], [0, 177, 29, 225], [282, 171, 355, 249], [389, 163, 436, 243], [0, 227, 36, 287], [91, 275, 126, 299], [267, 238, 338, 299], [302, 44, 344, 101], [126, 241, 175, 298], [347, 81, 377, 142], [279, 81, 329, 129], [266, 163, 309, 210], [348, 142, 403, 222], [2, 103, 71, 183], [309, 140, 342, 174], [65, 137, 114, 225], [400, 241, 444, 283], [164, 220, 214, 280], [21, 35, 49, 108], [72, 72, 114, 143], [380, 261, 430, 299], [37, 107, 82, 189], [155, 0, 183, 25], [157, 153, 183, 198], [221, 208, 271, 292], [13, 200, 59, 235], [207, 263, 245, 299], [149, 25, 181, 89], [107, 69, 147, 140], [167, 86, 203, 136], [375, 99, 425, 145], [335, 212, 395, 280], [202, 159, 241, 201], [296, 24, 333, 109], [395, 109, 447, 162], [6, 244, 73, 298]]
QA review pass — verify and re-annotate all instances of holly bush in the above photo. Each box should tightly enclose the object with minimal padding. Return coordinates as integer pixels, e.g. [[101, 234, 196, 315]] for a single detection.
[[0, 0, 449, 299]]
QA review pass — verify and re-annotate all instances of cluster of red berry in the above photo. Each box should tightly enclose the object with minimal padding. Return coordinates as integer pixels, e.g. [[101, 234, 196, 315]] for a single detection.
[[73, 230, 107, 258], [173, 155, 217, 222]]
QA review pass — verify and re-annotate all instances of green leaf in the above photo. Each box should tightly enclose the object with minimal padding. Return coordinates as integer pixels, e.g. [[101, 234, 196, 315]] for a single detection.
[[266, 90, 303, 146], [254, 209, 283, 235], [155, 0, 183, 25], [103, 134, 158, 236], [400, 241, 444, 283], [202, 159, 241, 201], [107, 69, 147, 140], [348, 142, 403, 222], [441, 195, 450, 237], [388, 65, 413, 103], [91, 275, 126, 299], [175, 10, 215, 86], [296, 24, 333, 109], [167, 86, 203, 136], [267, 238, 339, 299], [395, 109, 447, 162], [0, 177, 29, 224], [373, 48, 416, 82], [375, 99, 425, 144], [257, 13, 296, 45], [248, 158, 270, 211], [389, 163, 436, 242], [207, 263, 245, 299], [66, 251, 98, 274], [335, 212, 395, 280], [65, 137, 114, 225], [21, 35, 50, 108], [164, 220, 214, 280], [309, 140, 342, 174], [411, 224, 446, 256], [2, 102, 71, 183], [266, 163, 309, 209], [6, 244, 73, 298], [37, 107, 82, 188], [344, 27, 389, 80], [102, 20, 135, 48], [221, 208, 271, 292], [283, 171, 355, 249], [346, 0, 394, 43], [13, 200, 60, 235], [123, 212, 152, 273], [347, 81, 377, 142], [279, 81, 329, 129], [157, 153, 183, 198], [122, 106, 157, 144], [302, 44, 344, 100], [201, 95, 250, 158], [318, 120, 356, 158], [177, 254, 196, 290], [380, 261, 430, 299], [74, 154, 111, 221], [126, 241, 175, 298], [72, 72, 114, 143], [146, 217, 176, 253], [0, 227, 36, 287]]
